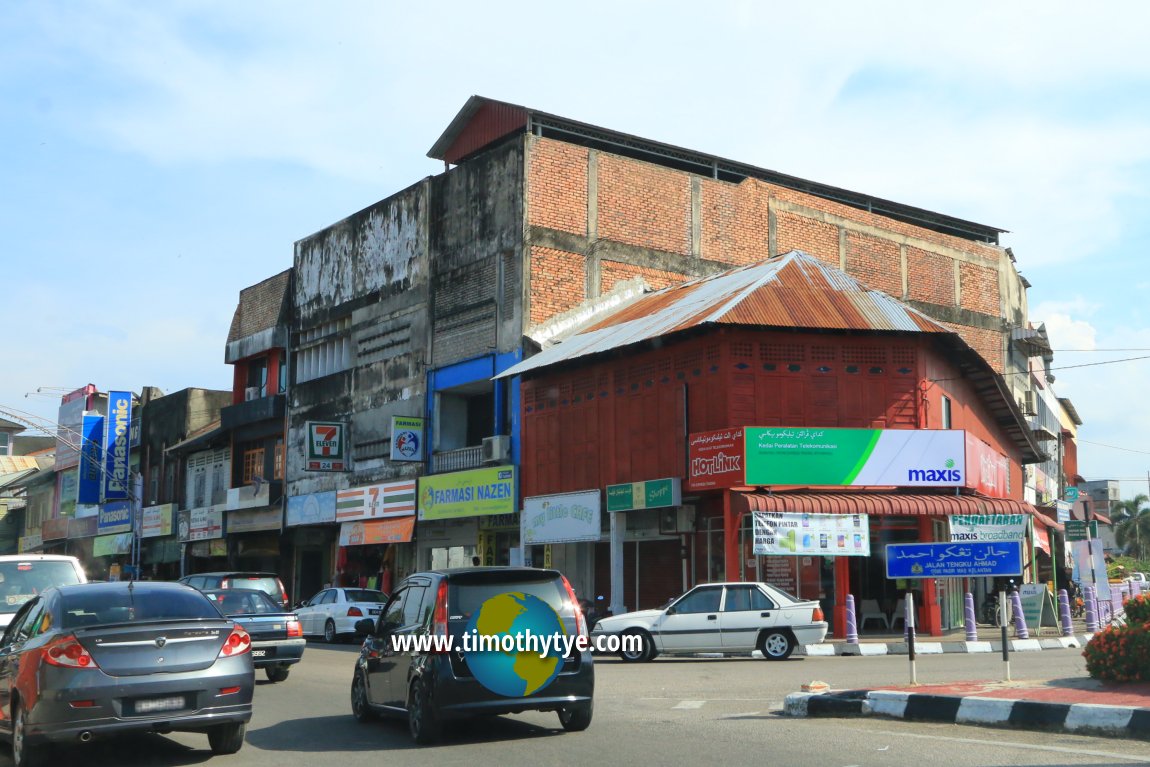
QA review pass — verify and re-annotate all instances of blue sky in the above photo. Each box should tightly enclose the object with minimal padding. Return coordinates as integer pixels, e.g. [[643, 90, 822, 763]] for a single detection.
[[4, 2, 1150, 493]]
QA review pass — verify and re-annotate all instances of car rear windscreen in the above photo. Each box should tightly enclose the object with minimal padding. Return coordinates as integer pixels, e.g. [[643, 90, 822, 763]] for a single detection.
[[450, 577, 569, 619], [0, 561, 83, 614], [61, 589, 223, 628], [223, 577, 282, 597], [344, 589, 387, 603]]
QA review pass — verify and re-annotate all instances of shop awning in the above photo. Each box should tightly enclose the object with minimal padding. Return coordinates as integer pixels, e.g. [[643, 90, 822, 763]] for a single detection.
[[737, 492, 1034, 517], [339, 517, 416, 547], [1033, 509, 1064, 533]]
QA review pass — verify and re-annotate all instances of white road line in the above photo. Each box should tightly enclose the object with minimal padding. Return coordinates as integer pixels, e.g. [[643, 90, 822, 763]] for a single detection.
[[867, 727, 1150, 762], [672, 700, 706, 709]]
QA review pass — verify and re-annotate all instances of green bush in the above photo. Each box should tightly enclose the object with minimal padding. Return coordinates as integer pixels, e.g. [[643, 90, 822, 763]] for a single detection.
[[1083, 593, 1150, 681]]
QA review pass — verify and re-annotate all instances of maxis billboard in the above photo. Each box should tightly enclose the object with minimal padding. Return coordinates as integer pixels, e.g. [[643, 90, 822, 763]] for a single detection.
[[687, 427, 967, 489]]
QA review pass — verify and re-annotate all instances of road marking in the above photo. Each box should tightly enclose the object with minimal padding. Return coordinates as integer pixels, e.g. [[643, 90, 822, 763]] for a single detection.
[[673, 700, 706, 709], [868, 727, 1150, 762]]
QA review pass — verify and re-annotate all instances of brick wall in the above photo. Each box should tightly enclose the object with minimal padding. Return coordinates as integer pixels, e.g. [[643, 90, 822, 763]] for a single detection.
[[774, 209, 839, 266], [907, 246, 955, 305], [597, 153, 691, 255], [959, 261, 1000, 316], [845, 231, 902, 297], [600, 261, 684, 294], [527, 140, 587, 235], [699, 177, 770, 265], [529, 246, 586, 325], [525, 136, 1016, 373]]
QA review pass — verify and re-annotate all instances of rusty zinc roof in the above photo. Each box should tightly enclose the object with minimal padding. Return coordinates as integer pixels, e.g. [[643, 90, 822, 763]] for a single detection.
[[500, 250, 951, 379]]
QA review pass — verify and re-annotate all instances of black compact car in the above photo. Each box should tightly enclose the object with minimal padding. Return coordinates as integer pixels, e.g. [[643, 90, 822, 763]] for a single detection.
[[350, 567, 594, 744], [202, 589, 305, 683], [180, 572, 290, 609], [0, 581, 253, 767]]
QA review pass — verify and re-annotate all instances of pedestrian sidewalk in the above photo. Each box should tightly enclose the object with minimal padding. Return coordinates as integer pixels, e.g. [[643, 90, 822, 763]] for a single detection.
[[783, 677, 1150, 739]]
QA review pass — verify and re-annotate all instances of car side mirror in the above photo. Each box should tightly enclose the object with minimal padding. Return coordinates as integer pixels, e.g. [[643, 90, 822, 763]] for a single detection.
[[354, 618, 376, 636], [665, 606, 676, 615]]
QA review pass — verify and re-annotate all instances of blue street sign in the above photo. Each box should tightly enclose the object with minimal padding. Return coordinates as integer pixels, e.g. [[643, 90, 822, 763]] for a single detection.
[[886, 541, 1024, 579]]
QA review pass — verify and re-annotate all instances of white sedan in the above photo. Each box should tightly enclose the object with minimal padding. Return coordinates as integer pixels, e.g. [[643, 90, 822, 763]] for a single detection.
[[590, 582, 828, 661], [295, 587, 388, 643]]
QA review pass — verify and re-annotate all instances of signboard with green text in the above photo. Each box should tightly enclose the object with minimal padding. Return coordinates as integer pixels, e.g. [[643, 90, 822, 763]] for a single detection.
[[418, 466, 517, 521], [744, 428, 966, 487], [605, 478, 681, 512]]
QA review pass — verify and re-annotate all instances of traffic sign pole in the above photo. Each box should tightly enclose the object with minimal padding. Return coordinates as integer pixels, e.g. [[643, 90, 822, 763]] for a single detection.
[[1000, 590, 1010, 682]]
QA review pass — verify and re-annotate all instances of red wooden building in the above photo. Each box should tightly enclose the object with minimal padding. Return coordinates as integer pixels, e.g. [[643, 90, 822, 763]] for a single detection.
[[507, 251, 1047, 637]]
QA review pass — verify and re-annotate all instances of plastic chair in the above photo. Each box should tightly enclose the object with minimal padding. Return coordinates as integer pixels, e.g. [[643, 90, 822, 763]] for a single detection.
[[890, 598, 907, 631], [859, 599, 890, 631]]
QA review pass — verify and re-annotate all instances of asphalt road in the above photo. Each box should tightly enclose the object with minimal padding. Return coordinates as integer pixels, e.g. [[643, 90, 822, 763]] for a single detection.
[[10, 642, 1150, 767]]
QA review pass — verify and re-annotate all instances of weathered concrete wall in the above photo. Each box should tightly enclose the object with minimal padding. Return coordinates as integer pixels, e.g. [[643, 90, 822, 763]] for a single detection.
[[288, 182, 432, 498], [428, 140, 524, 366]]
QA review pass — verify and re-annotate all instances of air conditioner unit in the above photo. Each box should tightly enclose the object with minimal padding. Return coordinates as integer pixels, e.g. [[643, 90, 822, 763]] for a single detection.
[[1021, 390, 1037, 416], [244, 386, 260, 401], [481, 435, 511, 464]]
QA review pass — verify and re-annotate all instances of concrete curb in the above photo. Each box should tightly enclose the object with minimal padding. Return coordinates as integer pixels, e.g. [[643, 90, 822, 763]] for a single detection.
[[797, 634, 1087, 656], [782, 689, 1150, 739]]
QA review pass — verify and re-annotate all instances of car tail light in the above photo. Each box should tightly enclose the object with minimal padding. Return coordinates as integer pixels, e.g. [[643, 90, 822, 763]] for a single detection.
[[218, 626, 252, 658], [347, 607, 363, 617], [812, 607, 825, 622], [282, 589, 290, 607], [286, 619, 302, 638], [218, 686, 242, 696], [430, 580, 449, 653], [43, 636, 98, 669], [561, 576, 587, 638]]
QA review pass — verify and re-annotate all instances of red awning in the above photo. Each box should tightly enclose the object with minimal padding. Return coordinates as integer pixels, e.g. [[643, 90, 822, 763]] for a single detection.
[[1094, 512, 1112, 525], [736, 492, 1034, 517], [1033, 509, 1064, 532]]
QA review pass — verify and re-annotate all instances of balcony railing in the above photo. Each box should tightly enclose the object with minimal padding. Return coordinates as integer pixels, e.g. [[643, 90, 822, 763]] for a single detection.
[[431, 445, 483, 474]]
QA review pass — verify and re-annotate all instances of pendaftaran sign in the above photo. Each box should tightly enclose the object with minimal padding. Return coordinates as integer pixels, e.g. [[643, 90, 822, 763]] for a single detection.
[[418, 467, 517, 521], [948, 514, 1027, 544], [752, 512, 871, 556], [744, 427, 966, 487]]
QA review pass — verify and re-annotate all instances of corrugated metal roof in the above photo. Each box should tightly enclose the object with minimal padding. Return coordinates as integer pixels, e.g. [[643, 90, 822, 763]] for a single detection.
[[500, 251, 950, 379], [0, 457, 39, 475]]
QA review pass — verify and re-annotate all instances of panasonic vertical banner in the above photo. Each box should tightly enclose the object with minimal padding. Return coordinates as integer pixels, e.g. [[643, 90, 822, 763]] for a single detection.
[[77, 414, 105, 504], [103, 391, 133, 501]]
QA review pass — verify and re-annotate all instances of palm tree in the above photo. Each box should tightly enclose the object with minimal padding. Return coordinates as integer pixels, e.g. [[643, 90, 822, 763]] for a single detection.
[[1115, 495, 1150, 559]]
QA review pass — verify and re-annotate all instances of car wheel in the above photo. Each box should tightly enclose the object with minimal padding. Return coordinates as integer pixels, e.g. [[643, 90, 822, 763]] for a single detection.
[[351, 671, 376, 723], [759, 630, 796, 660], [207, 722, 246, 755], [619, 629, 654, 663], [324, 619, 338, 644], [408, 677, 442, 745], [265, 665, 290, 683], [11, 702, 40, 767], [558, 700, 593, 732]]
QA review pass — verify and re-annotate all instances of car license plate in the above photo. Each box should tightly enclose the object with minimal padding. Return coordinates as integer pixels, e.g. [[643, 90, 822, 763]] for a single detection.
[[135, 696, 186, 714], [369, 608, 381, 615], [251, 649, 267, 658]]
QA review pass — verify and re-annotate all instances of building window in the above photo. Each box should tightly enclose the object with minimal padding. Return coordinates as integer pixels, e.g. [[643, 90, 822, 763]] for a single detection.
[[274, 439, 284, 480], [246, 357, 268, 398], [243, 447, 265, 484], [0, 432, 9, 456], [296, 316, 352, 384], [941, 396, 953, 429], [278, 351, 287, 393]]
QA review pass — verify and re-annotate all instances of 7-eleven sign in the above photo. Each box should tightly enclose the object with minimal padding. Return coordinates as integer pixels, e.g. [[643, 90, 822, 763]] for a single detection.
[[306, 421, 348, 471]]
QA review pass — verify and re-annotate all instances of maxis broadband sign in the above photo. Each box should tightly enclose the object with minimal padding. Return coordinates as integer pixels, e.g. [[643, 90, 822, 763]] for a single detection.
[[687, 427, 967, 489]]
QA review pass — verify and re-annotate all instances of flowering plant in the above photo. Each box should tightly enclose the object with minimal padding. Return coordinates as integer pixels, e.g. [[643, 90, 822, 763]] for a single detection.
[[1083, 593, 1150, 681]]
